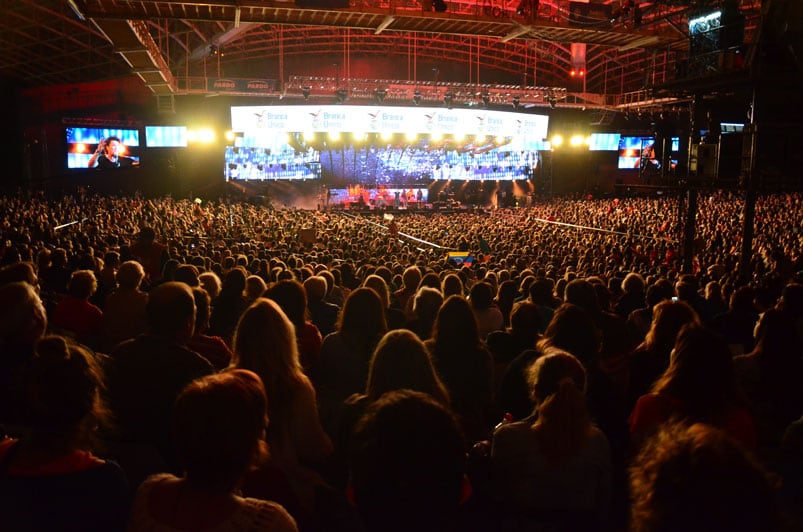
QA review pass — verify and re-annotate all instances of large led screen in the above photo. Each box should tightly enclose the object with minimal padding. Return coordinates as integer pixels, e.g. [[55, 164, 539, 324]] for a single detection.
[[226, 105, 548, 184], [66, 127, 140, 169]]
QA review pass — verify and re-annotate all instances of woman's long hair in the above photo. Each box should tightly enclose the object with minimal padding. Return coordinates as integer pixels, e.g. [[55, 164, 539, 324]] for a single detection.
[[338, 287, 388, 352], [528, 349, 591, 464], [537, 303, 601, 368], [652, 323, 740, 425], [431, 295, 482, 355], [231, 298, 304, 449], [366, 329, 450, 406], [642, 300, 700, 353], [266, 279, 310, 332]]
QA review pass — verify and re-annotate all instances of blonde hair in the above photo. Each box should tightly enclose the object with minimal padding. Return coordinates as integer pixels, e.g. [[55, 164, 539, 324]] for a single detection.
[[528, 348, 591, 465], [231, 298, 305, 449]]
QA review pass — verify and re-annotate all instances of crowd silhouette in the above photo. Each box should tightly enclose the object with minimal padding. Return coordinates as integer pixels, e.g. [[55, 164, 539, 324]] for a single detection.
[[1, 188, 802, 531]]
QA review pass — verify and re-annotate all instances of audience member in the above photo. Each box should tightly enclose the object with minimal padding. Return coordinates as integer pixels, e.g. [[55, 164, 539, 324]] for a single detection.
[[0, 281, 48, 430], [629, 323, 756, 450], [734, 307, 803, 449], [331, 329, 450, 489], [187, 286, 233, 371], [406, 285, 443, 341], [363, 274, 406, 330], [492, 349, 611, 531], [266, 279, 323, 372], [348, 390, 468, 532], [426, 295, 494, 442], [103, 260, 148, 349], [231, 298, 332, 472], [50, 269, 103, 348], [0, 336, 129, 532], [627, 300, 700, 411], [304, 275, 340, 337], [209, 266, 249, 345], [128, 370, 298, 532], [129, 227, 168, 287], [313, 287, 387, 433], [107, 282, 214, 475], [630, 422, 778, 532], [469, 281, 504, 340]]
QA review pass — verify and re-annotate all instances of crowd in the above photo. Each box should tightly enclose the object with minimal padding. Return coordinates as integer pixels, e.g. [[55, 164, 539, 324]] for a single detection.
[[0, 188, 802, 531]]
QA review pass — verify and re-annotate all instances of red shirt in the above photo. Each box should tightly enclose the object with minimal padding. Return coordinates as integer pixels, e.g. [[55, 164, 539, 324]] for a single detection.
[[51, 296, 103, 344], [629, 392, 756, 449], [0, 438, 104, 475]]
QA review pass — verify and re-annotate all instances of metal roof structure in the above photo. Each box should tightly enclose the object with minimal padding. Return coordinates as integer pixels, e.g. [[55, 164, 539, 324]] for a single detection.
[[0, 1, 764, 106]]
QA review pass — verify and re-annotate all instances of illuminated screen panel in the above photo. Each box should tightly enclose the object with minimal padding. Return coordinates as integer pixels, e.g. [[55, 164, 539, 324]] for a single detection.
[[146, 126, 188, 147], [227, 105, 548, 184], [618, 136, 655, 170], [66, 127, 140, 169], [721, 123, 744, 134], [588, 133, 621, 151]]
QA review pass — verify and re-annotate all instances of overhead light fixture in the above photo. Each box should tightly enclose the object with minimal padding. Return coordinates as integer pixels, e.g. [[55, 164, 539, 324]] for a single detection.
[[375, 15, 395, 35], [501, 25, 531, 43]]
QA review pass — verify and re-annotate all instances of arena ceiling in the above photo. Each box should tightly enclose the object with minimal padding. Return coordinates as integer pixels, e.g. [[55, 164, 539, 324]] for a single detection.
[[0, 1, 765, 102]]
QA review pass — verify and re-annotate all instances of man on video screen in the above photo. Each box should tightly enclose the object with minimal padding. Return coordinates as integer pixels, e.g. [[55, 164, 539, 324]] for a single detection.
[[88, 136, 138, 169]]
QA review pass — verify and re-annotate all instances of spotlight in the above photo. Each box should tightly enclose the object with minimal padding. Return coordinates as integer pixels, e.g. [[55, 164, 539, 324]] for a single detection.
[[413, 89, 422, 106], [197, 128, 216, 143], [301, 86, 311, 100], [569, 134, 585, 146], [551, 134, 563, 147]]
